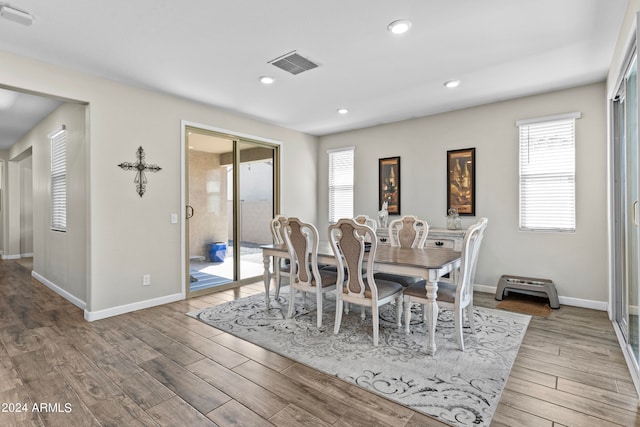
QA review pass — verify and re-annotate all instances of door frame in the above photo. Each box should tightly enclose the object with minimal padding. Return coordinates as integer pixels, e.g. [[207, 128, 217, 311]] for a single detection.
[[608, 15, 640, 396], [180, 120, 281, 297]]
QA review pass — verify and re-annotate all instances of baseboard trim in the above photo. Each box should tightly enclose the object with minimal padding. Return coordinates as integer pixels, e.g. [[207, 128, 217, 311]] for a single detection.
[[474, 284, 608, 311], [31, 271, 86, 310], [20, 252, 33, 258], [84, 293, 184, 322], [2, 254, 21, 260]]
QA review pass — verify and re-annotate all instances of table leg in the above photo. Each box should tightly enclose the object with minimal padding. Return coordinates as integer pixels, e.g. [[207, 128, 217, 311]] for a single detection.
[[424, 278, 439, 355], [263, 253, 272, 307]]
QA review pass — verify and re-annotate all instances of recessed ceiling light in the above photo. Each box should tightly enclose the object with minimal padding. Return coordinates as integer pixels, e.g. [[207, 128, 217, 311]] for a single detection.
[[337, 108, 349, 115], [387, 19, 412, 35], [259, 75, 275, 85], [444, 79, 461, 88]]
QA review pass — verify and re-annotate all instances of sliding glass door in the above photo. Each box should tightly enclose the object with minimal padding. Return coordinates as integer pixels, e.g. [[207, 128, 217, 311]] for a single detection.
[[613, 52, 640, 376], [185, 126, 279, 296]]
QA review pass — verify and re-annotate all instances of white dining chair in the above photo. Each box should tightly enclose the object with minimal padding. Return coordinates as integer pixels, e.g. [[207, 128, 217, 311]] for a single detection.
[[387, 215, 429, 248], [269, 214, 289, 299], [354, 214, 378, 231], [282, 218, 339, 327], [329, 218, 403, 346], [403, 218, 488, 351], [374, 215, 430, 287]]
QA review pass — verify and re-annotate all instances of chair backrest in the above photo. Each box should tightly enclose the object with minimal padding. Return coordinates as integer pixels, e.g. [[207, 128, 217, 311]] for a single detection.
[[456, 218, 488, 304], [328, 218, 378, 299], [388, 215, 429, 248], [354, 214, 377, 232], [282, 217, 320, 284], [270, 215, 288, 244]]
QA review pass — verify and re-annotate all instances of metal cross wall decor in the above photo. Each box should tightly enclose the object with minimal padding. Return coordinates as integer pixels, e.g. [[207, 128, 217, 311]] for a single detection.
[[118, 146, 162, 197]]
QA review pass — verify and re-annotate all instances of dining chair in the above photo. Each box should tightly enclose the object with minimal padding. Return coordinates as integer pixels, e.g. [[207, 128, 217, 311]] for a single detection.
[[282, 217, 339, 327], [374, 215, 430, 287], [329, 218, 403, 346], [269, 214, 289, 299], [354, 214, 378, 231], [403, 218, 488, 351], [387, 215, 429, 248]]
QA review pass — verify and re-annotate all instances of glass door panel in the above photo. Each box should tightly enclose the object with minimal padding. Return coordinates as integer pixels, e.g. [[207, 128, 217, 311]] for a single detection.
[[625, 56, 640, 361], [236, 140, 275, 281], [186, 129, 234, 295]]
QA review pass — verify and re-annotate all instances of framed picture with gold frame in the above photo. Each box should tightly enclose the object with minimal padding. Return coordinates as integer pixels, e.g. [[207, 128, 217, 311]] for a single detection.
[[379, 156, 400, 215], [447, 148, 475, 215]]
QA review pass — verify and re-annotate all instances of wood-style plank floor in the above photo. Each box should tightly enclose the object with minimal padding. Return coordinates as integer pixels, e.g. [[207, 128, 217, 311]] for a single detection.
[[0, 259, 638, 426]]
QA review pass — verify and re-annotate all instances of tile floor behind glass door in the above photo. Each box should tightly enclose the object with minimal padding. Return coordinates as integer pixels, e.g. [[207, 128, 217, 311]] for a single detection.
[[189, 244, 265, 292]]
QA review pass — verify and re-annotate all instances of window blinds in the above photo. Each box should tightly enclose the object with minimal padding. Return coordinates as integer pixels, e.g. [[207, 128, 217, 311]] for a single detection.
[[518, 115, 578, 232], [50, 126, 67, 232], [328, 147, 354, 223]]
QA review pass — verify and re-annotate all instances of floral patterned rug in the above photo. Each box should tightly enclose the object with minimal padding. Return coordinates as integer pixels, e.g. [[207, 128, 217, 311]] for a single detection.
[[188, 290, 530, 427]]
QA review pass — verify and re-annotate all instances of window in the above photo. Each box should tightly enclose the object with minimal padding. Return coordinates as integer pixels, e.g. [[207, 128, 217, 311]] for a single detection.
[[517, 113, 580, 232], [328, 147, 354, 223], [50, 125, 67, 232]]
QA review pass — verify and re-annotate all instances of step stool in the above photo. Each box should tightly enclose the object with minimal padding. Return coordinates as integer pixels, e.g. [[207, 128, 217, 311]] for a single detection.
[[495, 274, 560, 309]]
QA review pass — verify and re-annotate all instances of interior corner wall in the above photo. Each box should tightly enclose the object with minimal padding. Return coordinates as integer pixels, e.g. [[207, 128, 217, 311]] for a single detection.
[[11, 102, 88, 304], [0, 157, 4, 255], [318, 82, 608, 305], [5, 159, 21, 258], [19, 156, 33, 256]]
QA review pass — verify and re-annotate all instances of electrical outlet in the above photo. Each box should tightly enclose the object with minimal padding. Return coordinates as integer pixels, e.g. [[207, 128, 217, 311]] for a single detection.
[[142, 274, 151, 286]]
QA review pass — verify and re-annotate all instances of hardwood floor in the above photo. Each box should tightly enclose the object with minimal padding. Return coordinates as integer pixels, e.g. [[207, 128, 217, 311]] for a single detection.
[[0, 258, 638, 426]]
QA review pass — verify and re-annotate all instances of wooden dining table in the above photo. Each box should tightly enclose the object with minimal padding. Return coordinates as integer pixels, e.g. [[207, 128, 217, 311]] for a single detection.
[[261, 241, 461, 355]]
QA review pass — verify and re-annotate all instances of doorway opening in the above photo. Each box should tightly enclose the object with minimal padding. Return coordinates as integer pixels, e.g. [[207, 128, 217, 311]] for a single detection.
[[184, 124, 279, 296]]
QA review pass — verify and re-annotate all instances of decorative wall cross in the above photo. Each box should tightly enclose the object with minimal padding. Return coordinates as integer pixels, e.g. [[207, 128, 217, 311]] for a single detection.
[[118, 146, 162, 197]]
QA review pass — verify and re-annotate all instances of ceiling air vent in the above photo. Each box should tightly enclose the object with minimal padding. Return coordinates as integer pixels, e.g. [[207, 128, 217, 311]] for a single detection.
[[269, 51, 318, 75]]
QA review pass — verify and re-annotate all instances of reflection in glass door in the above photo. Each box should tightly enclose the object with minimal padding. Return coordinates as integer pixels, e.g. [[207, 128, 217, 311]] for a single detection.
[[235, 140, 276, 281]]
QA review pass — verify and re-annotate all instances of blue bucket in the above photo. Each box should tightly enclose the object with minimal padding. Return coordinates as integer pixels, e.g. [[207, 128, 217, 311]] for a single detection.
[[208, 242, 227, 263]]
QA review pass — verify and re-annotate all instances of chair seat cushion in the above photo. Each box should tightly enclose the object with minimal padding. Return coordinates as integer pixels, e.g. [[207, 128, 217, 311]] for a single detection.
[[343, 278, 403, 299], [312, 269, 339, 287], [403, 280, 456, 303], [279, 264, 291, 273], [373, 272, 423, 287]]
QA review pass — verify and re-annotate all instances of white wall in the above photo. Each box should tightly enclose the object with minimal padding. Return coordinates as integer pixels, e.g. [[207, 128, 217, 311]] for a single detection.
[[318, 83, 608, 304], [0, 50, 318, 317], [19, 155, 32, 256], [9, 102, 88, 303]]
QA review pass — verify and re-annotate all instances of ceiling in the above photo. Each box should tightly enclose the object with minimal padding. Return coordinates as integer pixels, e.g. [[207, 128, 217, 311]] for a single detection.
[[0, 0, 629, 150]]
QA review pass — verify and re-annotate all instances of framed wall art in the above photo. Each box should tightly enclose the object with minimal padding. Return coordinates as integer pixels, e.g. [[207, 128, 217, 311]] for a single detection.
[[379, 156, 400, 215], [447, 148, 475, 216]]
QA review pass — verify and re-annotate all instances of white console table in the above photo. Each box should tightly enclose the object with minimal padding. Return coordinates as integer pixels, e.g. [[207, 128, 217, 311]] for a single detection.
[[376, 227, 465, 250]]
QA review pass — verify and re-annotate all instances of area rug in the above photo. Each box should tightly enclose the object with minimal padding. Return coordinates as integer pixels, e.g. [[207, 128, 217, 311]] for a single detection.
[[187, 290, 530, 427], [496, 294, 552, 317]]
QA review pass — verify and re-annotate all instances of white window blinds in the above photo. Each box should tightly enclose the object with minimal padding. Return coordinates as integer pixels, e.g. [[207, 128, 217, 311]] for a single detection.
[[517, 113, 580, 232], [50, 125, 67, 232], [328, 147, 354, 223]]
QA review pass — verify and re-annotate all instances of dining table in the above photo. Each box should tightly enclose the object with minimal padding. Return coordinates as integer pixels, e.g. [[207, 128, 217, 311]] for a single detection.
[[261, 241, 461, 355]]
